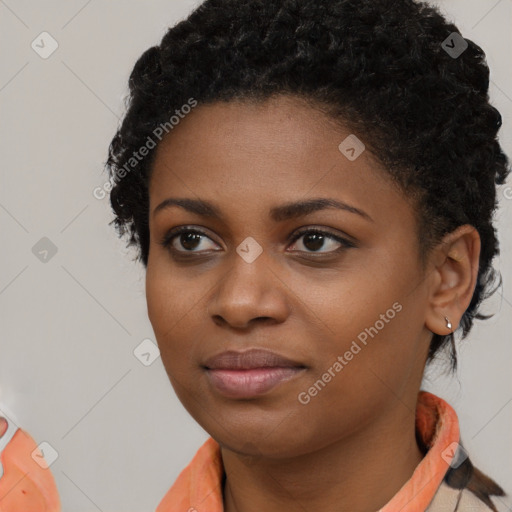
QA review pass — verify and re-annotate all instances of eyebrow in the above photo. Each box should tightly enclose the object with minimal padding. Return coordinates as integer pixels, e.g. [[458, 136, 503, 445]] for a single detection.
[[153, 197, 373, 223]]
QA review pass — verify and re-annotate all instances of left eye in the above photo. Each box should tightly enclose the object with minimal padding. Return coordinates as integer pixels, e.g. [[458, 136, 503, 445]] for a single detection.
[[288, 229, 354, 254]]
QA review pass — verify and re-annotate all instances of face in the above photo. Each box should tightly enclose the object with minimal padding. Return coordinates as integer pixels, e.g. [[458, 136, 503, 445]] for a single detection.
[[146, 95, 433, 458]]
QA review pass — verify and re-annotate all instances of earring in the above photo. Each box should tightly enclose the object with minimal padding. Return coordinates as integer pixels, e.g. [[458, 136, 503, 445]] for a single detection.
[[444, 316, 452, 331]]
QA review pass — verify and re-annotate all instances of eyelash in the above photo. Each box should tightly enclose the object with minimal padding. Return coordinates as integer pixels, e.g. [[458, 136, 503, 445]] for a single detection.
[[158, 226, 356, 257]]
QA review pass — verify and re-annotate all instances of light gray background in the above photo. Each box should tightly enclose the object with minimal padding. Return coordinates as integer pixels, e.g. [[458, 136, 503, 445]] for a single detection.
[[1, 1, 511, 511]]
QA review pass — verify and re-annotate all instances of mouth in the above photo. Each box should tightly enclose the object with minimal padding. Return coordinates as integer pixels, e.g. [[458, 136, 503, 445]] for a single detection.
[[203, 348, 307, 399]]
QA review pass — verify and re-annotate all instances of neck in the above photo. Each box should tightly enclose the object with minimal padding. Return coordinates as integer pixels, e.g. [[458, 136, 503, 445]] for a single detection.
[[221, 399, 425, 512]]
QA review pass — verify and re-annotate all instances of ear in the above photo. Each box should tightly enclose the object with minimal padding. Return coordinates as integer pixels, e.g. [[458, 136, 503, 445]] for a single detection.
[[424, 225, 481, 335]]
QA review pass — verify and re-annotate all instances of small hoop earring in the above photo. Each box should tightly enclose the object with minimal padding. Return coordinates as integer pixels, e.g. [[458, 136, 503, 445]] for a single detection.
[[444, 316, 452, 332]]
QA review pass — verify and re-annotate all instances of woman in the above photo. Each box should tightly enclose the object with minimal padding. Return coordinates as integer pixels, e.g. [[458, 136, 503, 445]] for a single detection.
[[104, 0, 509, 510], [1, 0, 507, 511]]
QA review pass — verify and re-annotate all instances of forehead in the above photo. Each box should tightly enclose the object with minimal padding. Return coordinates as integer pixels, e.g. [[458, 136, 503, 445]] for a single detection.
[[148, 95, 413, 228], [151, 95, 343, 174]]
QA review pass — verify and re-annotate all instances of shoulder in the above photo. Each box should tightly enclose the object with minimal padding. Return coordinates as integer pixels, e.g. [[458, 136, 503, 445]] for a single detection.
[[0, 420, 61, 512]]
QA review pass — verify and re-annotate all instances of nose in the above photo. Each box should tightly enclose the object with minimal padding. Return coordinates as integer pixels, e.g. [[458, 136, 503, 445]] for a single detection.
[[207, 250, 290, 330]]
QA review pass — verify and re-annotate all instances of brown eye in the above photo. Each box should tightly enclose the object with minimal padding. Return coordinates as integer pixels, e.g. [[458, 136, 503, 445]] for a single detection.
[[289, 229, 355, 254], [179, 232, 202, 251], [160, 227, 219, 253]]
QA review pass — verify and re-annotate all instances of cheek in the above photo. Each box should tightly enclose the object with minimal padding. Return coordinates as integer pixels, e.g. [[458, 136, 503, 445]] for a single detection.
[[146, 265, 184, 356], [145, 269, 214, 422], [146, 257, 197, 331], [145, 263, 207, 374], [300, 268, 400, 346], [298, 261, 419, 394]]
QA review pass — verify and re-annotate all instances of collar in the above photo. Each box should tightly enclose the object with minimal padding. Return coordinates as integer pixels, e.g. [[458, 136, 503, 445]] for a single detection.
[[156, 391, 460, 512]]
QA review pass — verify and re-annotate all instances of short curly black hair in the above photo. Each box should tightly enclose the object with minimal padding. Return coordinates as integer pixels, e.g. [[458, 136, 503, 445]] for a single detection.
[[105, 0, 510, 371]]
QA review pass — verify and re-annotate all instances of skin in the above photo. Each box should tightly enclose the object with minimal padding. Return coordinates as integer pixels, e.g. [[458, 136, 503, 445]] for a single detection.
[[145, 94, 480, 512]]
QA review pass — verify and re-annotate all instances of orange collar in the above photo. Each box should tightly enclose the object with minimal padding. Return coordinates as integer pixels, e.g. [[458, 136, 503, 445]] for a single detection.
[[156, 391, 460, 512]]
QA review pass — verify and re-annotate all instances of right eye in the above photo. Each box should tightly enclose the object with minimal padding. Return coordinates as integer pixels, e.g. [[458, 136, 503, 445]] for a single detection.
[[159, 227, 220, 254]]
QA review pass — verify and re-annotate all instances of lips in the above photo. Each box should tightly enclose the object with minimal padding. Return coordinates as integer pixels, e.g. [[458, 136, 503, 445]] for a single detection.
[[204, 349, 306, 399], [203, 349, 306, 399], [203, 348, 304, 370]]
